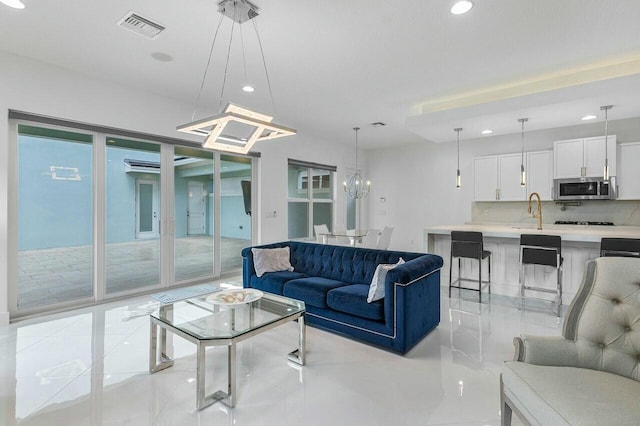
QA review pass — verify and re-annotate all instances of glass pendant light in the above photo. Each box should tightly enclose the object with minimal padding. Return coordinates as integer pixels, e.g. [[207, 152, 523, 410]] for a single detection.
[[454, 128, 462, 188], [518, 118, 528, 186], [343, 127, 371, 199], [600, 105, 613, 180]]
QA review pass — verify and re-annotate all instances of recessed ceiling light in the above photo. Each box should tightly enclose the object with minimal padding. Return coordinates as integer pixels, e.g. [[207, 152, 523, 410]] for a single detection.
[[242, 85, 255, 93], [481, 129, 493, 135], [451, 1, 473, 15], [1, 0, 25, 9], [581, 114, 597, 121]]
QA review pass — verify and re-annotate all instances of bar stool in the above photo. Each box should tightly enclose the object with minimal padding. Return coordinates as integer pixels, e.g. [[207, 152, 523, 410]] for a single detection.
[[519, 234, 563, 317], [600, 238, 640, 257], [449, 231, 492, 302]]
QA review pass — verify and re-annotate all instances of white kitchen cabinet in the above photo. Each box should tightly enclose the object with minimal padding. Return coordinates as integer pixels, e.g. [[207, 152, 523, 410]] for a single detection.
[[554, 135, 616, 178], [474, 153, 530, 201], [473, 156, 498, 201], [498, 153, 527, 201], [617, 142, 640, 200], [526, 150, 553, 200]]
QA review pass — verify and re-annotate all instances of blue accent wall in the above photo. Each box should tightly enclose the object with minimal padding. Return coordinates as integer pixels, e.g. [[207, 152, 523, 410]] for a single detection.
[[18, 136, 93, 250], [221, 195, 251, 239]]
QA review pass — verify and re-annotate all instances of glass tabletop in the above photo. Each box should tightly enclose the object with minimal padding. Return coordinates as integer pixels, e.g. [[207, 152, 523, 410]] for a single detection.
[[151, 291, 305, 341]]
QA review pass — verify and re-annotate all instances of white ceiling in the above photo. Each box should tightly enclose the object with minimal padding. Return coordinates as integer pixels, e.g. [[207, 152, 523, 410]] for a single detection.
[[2, 0, 640, 148]]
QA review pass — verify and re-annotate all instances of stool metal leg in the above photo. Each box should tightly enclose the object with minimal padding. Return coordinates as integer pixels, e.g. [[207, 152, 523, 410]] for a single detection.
[[449, 252, 453, 298], [518, 263, 524, 310], [488, 255, 492, 294], [478, 255, 482, 303], [557, 265, 563, 317]]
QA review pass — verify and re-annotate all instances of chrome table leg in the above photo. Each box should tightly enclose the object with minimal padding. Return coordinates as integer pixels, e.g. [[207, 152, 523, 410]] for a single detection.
[[288, 315, 306, 366]]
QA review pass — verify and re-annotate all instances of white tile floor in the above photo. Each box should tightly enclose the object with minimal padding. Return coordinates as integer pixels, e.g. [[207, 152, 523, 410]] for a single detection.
[[0, 282, 562, 425]]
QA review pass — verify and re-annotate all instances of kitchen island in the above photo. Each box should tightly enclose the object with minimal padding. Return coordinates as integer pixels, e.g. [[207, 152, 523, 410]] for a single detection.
[[425, 223, 640, 306]]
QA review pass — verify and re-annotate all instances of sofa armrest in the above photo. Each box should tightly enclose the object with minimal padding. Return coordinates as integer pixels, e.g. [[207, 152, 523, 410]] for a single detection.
[[386, 254, 443, 285], [514, 335, 578, 366]]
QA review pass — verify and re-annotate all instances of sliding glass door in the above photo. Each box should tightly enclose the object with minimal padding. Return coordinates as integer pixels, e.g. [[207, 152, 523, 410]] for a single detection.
[[105, 137, 161, 295], [220, 154, 252, 273], [174, 147, 215, 282], [16, 125, 94, 310], [10, 119, 256, 317]]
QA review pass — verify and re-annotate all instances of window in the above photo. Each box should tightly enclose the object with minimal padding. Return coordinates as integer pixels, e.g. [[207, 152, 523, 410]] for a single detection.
[[287, 160, 336, 240]]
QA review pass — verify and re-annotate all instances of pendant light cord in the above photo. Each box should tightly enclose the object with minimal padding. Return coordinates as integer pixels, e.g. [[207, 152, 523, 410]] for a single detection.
[[191, 13, 225, 121], [240, 24, 248, 83], [521, 120, 525, 164], [354, 127, 360, 169], [253, 19, 277, 115], [456, 129, 460, 170], [219, 12, 237, 113], [604, 107, 609, 162]]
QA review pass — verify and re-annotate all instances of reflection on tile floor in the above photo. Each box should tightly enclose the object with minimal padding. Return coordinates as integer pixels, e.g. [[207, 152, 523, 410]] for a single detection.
[[0, 284, 559, 425], [17, 237, 250, 310]]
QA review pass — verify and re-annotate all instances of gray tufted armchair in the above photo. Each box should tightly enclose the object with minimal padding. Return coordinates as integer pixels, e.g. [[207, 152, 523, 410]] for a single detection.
[[500, 257, 640, 425]]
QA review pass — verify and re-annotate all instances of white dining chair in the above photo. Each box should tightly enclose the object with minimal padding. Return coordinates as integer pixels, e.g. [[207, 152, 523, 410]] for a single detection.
[[376, 226, 394, 250], [314, 224, 330, 243], [360, 229, 380, 248]]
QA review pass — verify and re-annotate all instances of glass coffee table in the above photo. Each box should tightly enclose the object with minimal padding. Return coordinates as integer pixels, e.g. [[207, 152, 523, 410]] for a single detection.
[[149, 289, 305, 409]]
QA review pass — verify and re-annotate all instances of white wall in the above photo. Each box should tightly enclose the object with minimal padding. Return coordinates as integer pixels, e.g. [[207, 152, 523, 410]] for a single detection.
[[366, 117, 640, 252], [0, 51, 361, 322]]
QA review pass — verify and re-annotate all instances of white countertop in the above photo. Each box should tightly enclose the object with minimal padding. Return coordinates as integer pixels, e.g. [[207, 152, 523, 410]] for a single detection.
[[425, 223, 640, 243]]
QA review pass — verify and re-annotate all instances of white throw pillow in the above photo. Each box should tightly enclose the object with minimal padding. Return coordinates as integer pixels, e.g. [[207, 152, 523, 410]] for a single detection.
[[252, 247, 294, 278], [367, 258, 405, 303]]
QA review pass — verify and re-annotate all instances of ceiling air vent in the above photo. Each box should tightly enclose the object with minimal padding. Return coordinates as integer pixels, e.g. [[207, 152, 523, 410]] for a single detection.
[[117, 11, 165, 39]]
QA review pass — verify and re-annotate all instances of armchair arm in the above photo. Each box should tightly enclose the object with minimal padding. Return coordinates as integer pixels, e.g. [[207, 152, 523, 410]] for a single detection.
[[513, 335, 578, 366]]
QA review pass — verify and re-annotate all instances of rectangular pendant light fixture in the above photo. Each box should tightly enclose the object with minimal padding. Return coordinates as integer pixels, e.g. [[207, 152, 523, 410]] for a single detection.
[[177, 103, 296, 154]]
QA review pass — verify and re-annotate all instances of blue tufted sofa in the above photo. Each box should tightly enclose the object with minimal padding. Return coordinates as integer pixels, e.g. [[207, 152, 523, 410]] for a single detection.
[[242, 241, 443, 354]]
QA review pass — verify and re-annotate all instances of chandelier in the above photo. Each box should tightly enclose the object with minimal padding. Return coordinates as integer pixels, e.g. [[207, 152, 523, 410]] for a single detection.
[[343, 127, 371, 199], [177, 0, 296, 154]]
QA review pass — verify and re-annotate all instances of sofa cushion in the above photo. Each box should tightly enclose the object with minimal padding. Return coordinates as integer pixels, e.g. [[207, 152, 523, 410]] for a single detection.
[[327, 284, 384, 321], [250, 271, 308, 295], [502, 361, 640, 425], [283, 277, 347, 308]]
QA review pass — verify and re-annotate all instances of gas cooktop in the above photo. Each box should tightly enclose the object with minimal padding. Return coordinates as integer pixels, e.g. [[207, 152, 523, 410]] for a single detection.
[[554, 221, 615, 226]]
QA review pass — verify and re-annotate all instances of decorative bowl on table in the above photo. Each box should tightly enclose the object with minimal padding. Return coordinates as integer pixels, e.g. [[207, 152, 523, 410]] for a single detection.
[[206, 289, 263, 305]]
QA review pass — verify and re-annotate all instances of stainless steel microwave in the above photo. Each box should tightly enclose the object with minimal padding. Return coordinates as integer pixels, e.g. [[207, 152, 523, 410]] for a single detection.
[[553, 176, 617, 201]]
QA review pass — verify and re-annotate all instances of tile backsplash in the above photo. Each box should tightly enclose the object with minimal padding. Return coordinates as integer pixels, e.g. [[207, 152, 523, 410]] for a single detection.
[[472, 200, 640, 226]]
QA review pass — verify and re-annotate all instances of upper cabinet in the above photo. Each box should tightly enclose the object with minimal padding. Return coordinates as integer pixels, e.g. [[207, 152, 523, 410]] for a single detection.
[[498, 153, 527, 201], [617, 142, 640, 200], [554, 136, 616, 178], [473, 156, 499, 201], [526, 150, 553, 200], [473, 151, 552, 201]]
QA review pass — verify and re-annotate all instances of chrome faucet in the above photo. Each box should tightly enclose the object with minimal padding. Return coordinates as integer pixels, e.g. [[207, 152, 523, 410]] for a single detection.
[[528, 192, 543, 230]]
